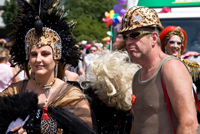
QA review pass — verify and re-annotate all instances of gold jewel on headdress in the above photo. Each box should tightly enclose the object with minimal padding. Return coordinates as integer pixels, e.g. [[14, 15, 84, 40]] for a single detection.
[[33, 78, 56, 100], [25, 27, 62, 60]]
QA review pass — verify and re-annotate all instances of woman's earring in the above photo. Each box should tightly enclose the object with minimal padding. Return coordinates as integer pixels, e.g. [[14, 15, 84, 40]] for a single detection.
[[55, 63, 58, 77], [165, 47, 167, 54]]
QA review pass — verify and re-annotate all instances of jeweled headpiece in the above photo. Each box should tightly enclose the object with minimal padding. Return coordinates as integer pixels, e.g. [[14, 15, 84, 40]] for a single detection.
[[9, 0, 80, 67], [25, 27, 62, 60]]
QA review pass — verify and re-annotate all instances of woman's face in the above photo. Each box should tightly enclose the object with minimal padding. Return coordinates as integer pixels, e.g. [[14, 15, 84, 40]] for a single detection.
[[29, 45, 57, 77], [165, 35, 182, 58]]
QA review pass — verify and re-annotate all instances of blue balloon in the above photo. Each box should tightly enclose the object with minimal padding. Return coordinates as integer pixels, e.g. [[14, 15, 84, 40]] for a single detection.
[[113, 4, 123, 14], [118, 0, 127, 5], [119, 9, 127, 16], [113, 17, 120, 24]]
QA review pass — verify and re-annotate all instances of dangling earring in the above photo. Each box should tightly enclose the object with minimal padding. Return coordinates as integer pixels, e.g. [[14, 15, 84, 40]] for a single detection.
[[165, 47, 167, 54], [55, 63, 58, 78]]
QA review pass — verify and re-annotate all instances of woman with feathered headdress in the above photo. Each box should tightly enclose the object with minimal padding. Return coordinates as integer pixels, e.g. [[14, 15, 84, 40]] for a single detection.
[[0, 0, 95, 133]]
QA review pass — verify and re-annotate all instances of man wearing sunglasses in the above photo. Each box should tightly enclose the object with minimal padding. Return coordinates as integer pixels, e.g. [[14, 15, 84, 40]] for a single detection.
[[119, 6, 198, 134]]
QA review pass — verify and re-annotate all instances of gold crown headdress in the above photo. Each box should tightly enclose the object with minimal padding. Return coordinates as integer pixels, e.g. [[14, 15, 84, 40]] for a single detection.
[[25, 27, 62, 60]]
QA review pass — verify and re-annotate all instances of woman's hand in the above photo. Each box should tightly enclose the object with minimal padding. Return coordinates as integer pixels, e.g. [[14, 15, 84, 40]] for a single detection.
[[9, 125, 27, 134]]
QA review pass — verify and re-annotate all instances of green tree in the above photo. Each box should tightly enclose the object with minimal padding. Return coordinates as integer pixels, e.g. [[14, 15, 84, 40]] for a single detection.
[[1, 0, 18, 29], [2, 0, 119, 43], [64, 0, 119, 43]]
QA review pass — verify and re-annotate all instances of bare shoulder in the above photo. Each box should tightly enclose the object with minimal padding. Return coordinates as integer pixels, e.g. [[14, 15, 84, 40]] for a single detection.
[[162, 58, 192, 83], [163, 58, 189, 74]]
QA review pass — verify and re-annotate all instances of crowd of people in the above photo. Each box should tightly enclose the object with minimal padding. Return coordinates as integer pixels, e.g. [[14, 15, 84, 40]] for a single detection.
[[0, 0, 200, 133]]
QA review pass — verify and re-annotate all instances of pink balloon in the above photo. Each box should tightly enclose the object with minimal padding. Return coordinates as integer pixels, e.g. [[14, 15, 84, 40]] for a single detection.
[[113, 4, 123, 14], [118, 0, 127, 5], [117, 16, 122, 23], [119, 9, 127, 16], [85, 44, 91, 50]]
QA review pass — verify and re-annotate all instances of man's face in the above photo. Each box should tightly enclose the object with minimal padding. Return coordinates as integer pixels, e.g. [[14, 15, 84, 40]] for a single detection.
[[124, 28, 152, 64], [89, 47, 98, 54]]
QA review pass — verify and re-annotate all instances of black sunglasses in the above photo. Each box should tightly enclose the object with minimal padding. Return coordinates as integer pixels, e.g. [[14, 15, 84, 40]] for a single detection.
[[123, 31, 152, 40]]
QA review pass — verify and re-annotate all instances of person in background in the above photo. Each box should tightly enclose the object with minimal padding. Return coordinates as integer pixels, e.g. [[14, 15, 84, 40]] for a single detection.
[[119, 6, 198, 134], [159, 26, 187, 59], [84, 45, 99, 72], [88, 45, 98, 55], [160, 25, 200, 123], [79, 44, 86, 59], [4, 41, 27, 81], [94, 43, 103, 53], [113, 40, 126, 51], [91, 40, 97, 45], [0, 0, 94, 133], [65, 59, 85, 81], [190, 28, 200, 52], [0, 47, 18, 92], [0, 38, 7, 47]]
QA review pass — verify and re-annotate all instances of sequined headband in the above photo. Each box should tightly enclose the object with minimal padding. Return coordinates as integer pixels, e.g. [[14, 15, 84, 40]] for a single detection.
[[25, 27, 62, 60]]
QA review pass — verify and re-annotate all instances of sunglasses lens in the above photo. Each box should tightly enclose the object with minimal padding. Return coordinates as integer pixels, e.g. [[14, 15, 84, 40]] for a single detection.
[[123, 35, 127, 40], [129, 32, 140, 39]]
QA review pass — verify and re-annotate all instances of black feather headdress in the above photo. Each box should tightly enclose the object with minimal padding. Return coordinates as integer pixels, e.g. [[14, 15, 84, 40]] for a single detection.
[[9, 0, 80, 67]]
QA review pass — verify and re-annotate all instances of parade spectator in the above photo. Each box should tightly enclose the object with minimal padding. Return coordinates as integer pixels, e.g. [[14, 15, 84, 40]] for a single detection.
[[160, 25, 200, 123], [0, 38, 7, 47], [0, 0, 94, 133], [65, 60, 85, 81], [113, 40, 126, 51], [94, 42, 103, 52], [84, 45, 99, 72], [190, 28, 200, 52], [89, 45, 98, 54], [0, 47, 18, 92], [91, 39, 97, 45], [160, 26, 187, 59], [119, 6, 198, 134]]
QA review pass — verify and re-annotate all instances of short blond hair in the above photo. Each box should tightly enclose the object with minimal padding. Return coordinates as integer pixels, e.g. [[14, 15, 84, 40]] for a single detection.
[[0, 47, 10, 63]]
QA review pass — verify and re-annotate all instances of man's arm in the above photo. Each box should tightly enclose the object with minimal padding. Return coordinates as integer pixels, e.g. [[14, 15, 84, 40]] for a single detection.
[[163, 59, 199, 134]]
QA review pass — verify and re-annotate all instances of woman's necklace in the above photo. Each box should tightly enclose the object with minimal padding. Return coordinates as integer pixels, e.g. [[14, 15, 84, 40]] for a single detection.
[[33, 78, 56, 102]]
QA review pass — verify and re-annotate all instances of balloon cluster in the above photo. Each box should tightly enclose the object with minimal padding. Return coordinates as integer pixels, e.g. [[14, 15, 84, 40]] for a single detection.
[[102, 0, 127, 27], [102, 0, 127, 44]]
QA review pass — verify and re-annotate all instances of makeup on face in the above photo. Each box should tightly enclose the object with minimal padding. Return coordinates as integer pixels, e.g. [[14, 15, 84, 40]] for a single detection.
[[168, 40, 182, 46], [165, 35, 182, 58]]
